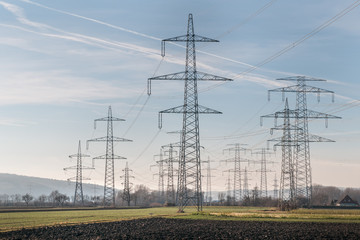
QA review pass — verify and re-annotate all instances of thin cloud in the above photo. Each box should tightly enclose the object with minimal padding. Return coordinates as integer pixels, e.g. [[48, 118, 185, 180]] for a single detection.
[[2, 1, 353, 96], [0, 2, 281, 89], [19, 0, 162, 41], [0, 118, 36, 127], [0, 70, 138, 105], [15, 0, 297, 85]]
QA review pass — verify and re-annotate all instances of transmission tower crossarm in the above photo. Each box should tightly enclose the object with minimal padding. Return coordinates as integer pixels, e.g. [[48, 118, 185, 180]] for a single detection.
[[87, 137, 132, 148], [269, 85, 334, 94], [158, 105, 222, 128], [148, 72, 232, 95], [69, 153, 90, 158], [306, 134, 335, 142], [277, 76, 327, 82], [93, 154, 127, 160], [268, 132, 334, 147], [260, 109, 297, 126], [64, 165, 94, 170], [159, 105, 222, 114], [196, 71, 233, 81], [149, 71, 233, 82], [95, 117, 125, 122], [94, 117, 125, 129], [268, 76, 336, 102], [162, 34, 219, 43], [306, 109, 341, 119]]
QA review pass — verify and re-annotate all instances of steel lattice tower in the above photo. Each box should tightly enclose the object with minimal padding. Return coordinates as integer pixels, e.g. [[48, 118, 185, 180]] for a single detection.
[[253, 148, 274, 198], [243, 167, 250, 199], [148, 14, 232, 212], [223, 144, 249, 204], [87, 106, 132, 206], [152, 149, 165, 198], [273, 174, 279, 199], [268, 76, 341, 205], [224, 169, 232, 203], [162, 143, 177, 205], [64, 140, 93, 206], [120, 162, 134, 206], [203, 157, 214, 206], [265, 99, 297, 209]]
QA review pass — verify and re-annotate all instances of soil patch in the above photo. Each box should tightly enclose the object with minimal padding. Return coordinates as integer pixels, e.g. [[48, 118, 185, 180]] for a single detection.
[[1, 217, 359, 239]]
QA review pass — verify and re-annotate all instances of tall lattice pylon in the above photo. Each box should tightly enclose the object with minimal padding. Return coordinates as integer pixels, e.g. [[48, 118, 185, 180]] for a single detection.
[[222, 144, 249, 204], [87, 106, 132, 206], [120, 162, 134, 206], [243, 167, 250, 199], [273, 174, 279, 200], [265, 99, 297, 209], [148, 14, 232, 212], [64, 140, 94, 206], [162, 143, 178, 205], [203, 157, 215, 206], [151, 149, 166, 199], [224, 169, 232, 204], [252, 148, 275, 198], [267, 76, 341, 205]]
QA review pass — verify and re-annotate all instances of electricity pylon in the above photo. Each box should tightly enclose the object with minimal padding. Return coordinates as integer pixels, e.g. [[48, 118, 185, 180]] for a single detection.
[[273, 174, 279, 200], [267, 76, 341, 205], [243, 167, 251, 199], [223, 169, 232, 204], [87, 106, 132, 206], [120, 162, 134, 206], [148, 14, 232, 212], [203, 156, 215, 206], [64, 140, 94, 206], [161, 143, 178, 205], [222, 144, 250, 204], [264, 99, 297, 209], [252, 148, 275, 198], [151, 149, 166, 198]]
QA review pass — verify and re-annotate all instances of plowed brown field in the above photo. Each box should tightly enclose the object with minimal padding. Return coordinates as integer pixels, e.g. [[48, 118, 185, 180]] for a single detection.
[[1, 217, 360, 239]]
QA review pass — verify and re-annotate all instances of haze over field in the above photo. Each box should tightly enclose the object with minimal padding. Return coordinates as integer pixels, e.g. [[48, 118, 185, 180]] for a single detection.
[[0, 0, 359, 192]]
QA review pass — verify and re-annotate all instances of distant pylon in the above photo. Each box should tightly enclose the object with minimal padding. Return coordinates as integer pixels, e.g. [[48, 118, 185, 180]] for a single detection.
[[87, 106, 132, 206], [273, 174, 279, 199], [120, 162, 134, 206], [222, 143, 249, 204], [243, 167, 250, 199], [162, 143, 177, 205], [267, 76, 341, 205], [151, 149, 165, 198], [252, 148, 275, 198], [148, 14, 232, 212], [266, 99, 297, 209], [64, 140, 94, 206], [224, 169, 232, 203], [203, 156, 215, 206]]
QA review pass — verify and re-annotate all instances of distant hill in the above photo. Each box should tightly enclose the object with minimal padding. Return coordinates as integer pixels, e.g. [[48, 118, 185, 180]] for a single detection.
[[0, 173, 102, 198]]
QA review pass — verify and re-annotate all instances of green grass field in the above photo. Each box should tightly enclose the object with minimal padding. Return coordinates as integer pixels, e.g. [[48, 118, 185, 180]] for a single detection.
[[1, 206, 360, 232]]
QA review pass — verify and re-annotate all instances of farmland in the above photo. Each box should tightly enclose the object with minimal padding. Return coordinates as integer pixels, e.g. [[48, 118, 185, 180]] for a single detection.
[[1, 206, 360, 239]]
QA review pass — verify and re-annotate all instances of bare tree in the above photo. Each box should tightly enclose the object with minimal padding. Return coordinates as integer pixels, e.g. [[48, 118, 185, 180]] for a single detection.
[[22, 193, 33, 206], [55, 194, 69, 206]]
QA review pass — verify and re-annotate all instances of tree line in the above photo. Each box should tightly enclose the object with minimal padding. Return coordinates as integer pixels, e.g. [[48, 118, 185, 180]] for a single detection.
[[0, 184, 359, 207]]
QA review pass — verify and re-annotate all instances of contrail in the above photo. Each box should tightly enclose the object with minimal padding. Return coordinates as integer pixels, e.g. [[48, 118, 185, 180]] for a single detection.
[[1, 1, 282, 88], [18, 0, 271, 70], [19, 0, 161, 41]]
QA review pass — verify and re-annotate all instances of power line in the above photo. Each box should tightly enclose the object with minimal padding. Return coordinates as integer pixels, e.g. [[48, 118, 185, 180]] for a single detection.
[[233, 0, 360, 79]]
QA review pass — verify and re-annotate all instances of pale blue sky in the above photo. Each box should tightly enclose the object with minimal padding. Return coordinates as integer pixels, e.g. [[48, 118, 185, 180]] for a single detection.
[[0, 0, 359, 193]]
